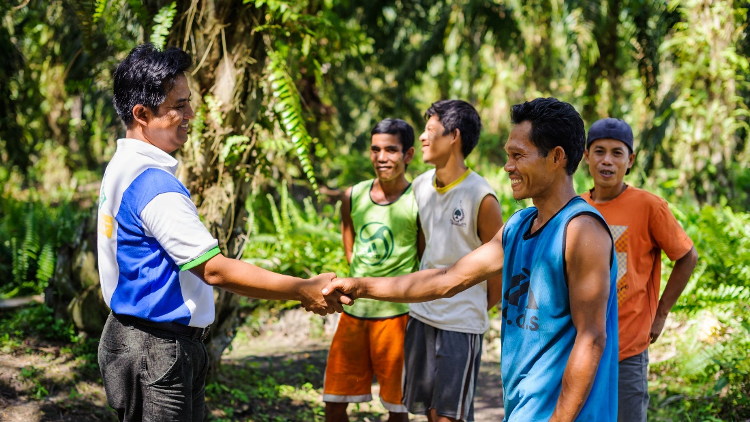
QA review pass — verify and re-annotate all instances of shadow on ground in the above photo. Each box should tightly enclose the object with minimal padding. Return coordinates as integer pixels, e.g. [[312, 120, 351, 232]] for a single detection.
[[0, 340, 116, 422]]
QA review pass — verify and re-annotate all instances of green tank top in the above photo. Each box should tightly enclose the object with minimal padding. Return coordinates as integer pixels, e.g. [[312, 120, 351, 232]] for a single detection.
[[344, 179, 419, 318]]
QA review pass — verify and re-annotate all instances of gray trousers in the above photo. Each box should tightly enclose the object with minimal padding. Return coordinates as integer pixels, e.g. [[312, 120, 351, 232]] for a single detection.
[[98, 313, 209, 421], [618, 349, 649, 422]]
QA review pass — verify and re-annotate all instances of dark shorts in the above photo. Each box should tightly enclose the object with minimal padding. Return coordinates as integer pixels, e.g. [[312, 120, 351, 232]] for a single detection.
[[98, 313, 209, 422], [403, 318, 482, 422], [618, 348, 649, 422]]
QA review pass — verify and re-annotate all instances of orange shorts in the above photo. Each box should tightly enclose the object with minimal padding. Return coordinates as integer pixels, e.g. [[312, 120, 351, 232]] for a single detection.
[[323, 312, 408, 412]]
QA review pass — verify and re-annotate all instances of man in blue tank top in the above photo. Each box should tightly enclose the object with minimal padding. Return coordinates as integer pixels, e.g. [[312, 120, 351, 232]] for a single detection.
[[324, 98, 618, 421]]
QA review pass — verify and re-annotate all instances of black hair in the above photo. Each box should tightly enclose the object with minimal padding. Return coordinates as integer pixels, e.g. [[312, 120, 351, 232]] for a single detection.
[[510, 97, 585, 176], [424, 100, 482, 158], [370, 118, 415, 151], [113, 43, 192, 127]]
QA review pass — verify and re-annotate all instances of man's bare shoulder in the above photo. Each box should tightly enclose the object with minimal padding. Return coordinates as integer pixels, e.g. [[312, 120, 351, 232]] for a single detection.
[[566, 214, 612, 259]]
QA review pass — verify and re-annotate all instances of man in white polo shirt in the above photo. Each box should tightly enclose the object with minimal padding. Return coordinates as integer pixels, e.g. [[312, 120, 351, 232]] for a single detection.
[[97, 43, 348, 422]]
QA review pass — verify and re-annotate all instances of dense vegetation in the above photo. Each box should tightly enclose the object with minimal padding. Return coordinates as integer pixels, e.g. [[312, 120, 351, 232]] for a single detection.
[[1, 0, 749, 420]]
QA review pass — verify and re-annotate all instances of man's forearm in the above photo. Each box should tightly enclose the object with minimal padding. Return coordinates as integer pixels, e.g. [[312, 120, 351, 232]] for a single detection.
[[657, 247, 698, 317], [199, 255, 306, 301], [550, 333, 606, 422], [358, 268, 466, 303]]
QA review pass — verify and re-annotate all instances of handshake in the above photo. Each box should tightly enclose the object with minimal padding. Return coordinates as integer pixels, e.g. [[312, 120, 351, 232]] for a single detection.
[[299, 273, 359, 316]]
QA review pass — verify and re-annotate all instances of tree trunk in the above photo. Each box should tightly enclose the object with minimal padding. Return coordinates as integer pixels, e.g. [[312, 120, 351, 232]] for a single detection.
[[168, 0, 271, 378]]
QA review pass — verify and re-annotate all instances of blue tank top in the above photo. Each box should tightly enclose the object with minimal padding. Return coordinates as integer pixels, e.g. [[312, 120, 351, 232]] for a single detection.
[[500, 196, 618, 421]]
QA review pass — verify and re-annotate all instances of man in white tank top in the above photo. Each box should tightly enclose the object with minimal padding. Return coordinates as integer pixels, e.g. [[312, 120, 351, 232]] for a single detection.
[[403, 100, 504, 422]]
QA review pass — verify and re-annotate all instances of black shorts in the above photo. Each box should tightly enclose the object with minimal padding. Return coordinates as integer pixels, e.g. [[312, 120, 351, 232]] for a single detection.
[[402, 318, 483, 422]]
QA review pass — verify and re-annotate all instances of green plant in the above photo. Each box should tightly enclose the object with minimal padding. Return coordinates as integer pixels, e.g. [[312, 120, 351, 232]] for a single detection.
[[242, 181, 348, 280], [0, 195, 86, 298], [149, 2, 176, 50], [649, 204, 750, 419]]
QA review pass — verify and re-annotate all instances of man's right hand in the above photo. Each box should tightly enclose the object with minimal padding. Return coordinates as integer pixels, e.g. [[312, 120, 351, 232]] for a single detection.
[[321, 277, 363, 302], [300, 273, 354, 315]]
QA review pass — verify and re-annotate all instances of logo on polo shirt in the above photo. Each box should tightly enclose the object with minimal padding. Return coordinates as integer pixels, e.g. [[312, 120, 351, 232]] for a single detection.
[[358, 222, 394, 266], [450, 201, 467, 227], [503, 268, 540, 331], [99, 213, 114, 238]]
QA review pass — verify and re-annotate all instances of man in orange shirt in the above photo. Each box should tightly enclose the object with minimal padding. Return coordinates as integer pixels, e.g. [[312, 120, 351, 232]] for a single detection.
[[582, 118, 698, 422]]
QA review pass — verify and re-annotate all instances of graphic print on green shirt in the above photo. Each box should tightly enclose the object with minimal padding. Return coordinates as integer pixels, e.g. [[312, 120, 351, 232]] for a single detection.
[[344, 179, 419, 318], [358, 222, 395, 266]]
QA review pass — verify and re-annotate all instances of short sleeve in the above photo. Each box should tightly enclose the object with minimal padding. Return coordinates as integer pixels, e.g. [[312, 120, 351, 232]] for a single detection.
[[649, 200, 693, 261], [140, 192, 220, 270]]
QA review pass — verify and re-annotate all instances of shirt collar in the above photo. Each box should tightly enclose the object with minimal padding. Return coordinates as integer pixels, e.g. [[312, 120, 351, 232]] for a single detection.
[[116, 138, 179, 175]]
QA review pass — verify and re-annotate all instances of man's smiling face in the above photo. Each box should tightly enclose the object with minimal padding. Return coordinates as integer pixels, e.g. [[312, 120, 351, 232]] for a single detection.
[[584, 138, 634, 190], [143, 73, 194, 153], [504, 120, 558, 201]]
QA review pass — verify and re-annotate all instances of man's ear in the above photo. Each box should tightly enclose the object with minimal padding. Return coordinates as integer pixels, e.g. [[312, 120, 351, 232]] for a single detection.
[[403, 146, 415, 164], [131, 104, 151, 127], [551, 146, 567, 169], [450, 128, 461, 144], [627, 151, 635, 170], [583, 149, 590, 164]]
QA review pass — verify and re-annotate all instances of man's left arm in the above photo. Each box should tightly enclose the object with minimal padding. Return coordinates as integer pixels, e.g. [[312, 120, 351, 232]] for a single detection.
[[648, 201, 699, 343], [477, 194, 503, 310], [651, 246, 698, 343], [550, 215, 613, 422]]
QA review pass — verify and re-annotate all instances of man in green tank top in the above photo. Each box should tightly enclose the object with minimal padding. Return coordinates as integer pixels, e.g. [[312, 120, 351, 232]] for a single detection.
[[323, 118, 422, 422]]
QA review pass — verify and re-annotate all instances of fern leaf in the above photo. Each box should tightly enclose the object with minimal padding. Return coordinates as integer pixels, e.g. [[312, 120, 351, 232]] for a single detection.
[[36, 244, 56, 285], [11, 237, 23, 286], [150, 2, 177, 50], [303, 196, 317, 224], [279, 181, 292, 236], [267, 51, 320, 196], [266, 193, 284, 236], [92, 0, 109, 23], [674, 284, 750, 314], [288, 195, 306, 228], [22, 211, 40, 268], [124, 0, 151, 27]]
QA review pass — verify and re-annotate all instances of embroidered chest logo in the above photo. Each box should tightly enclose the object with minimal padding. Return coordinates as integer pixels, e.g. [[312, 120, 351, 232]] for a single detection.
[[450, 201, 467, 227], [502, 268, 540, 331], [358, 222, 395, 266]]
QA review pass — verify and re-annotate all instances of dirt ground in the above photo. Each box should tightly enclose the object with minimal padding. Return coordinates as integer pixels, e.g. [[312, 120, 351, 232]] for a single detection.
[[0, 310, 505, 421]]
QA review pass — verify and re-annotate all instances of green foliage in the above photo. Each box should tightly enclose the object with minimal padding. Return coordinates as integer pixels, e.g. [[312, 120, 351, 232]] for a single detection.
[[0, 194, 86, 298], [150, 2, 177, 50], [0, 303, 76, 348], [0, 302, 101, 397], [649, 204, 750, 419], [267, 46, 320, 195], [242, 181, 347, 280], [673, 205, 750, 299], [205, 357, 326, 421]]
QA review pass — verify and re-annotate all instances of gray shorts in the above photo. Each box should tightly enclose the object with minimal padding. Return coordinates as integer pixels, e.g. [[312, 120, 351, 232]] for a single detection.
[[403, 318, 482, 422], [618, 349, 649, 422]]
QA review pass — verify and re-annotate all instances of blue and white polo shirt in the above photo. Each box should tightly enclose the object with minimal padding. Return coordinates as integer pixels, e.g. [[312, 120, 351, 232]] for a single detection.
[[97, 138, 220, 328]]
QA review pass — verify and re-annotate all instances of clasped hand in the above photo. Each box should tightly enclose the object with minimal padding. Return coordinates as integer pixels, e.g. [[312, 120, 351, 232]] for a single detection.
[[300, 273, 355, 315]]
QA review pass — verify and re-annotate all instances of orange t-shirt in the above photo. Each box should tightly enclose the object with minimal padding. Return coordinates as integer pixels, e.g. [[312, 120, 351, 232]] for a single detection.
[[582, 186, 693, 361]]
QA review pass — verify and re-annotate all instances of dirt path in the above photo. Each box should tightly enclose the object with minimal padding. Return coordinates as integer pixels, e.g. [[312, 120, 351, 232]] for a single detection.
[[0, 310, 506, 421], [225, 310, 506, 421]]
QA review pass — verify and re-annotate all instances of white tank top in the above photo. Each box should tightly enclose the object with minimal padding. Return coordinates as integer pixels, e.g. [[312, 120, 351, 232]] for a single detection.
[[410, 169, 497, 334]]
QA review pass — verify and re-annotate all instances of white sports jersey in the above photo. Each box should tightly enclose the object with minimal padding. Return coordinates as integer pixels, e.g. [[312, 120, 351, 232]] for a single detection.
[[410, 169, 497, 334], [97, 139, 219, 328]]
